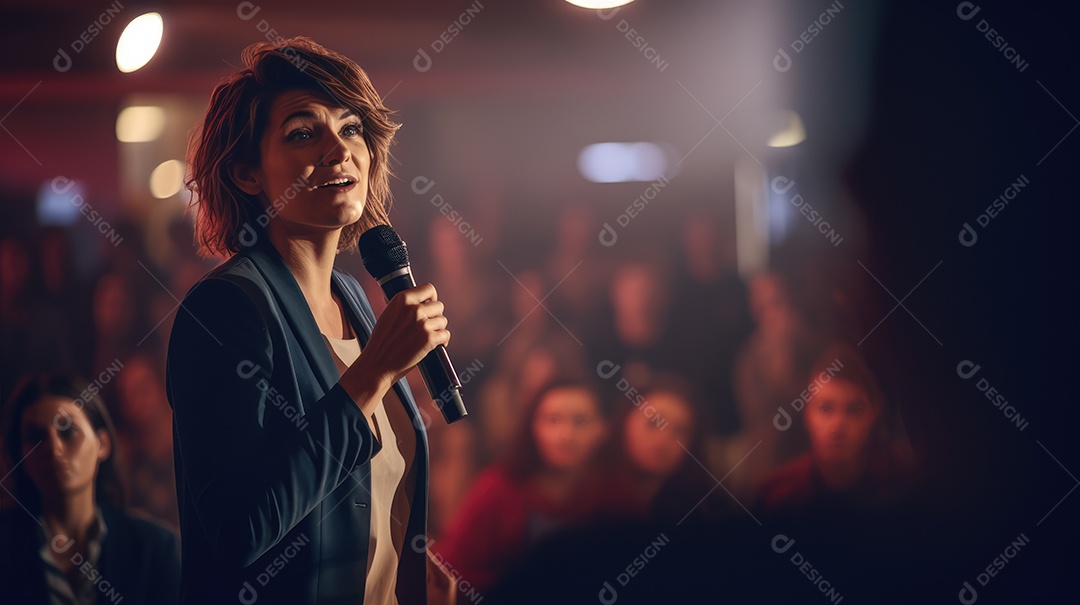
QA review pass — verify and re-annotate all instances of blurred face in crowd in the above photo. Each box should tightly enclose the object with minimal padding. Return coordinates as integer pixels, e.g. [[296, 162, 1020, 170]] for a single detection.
[[0, 238, 30, 294], [805, 380, 879, 464], [623, 391, 694, 476], [116, 356, 166, 428], [532, 387, 607, 471], [235, 90, 371, 237], [20, 396, 110, 502], [611, 264, 668, 344], [748, 272, 793, 331], [93, 273, 135, 336]]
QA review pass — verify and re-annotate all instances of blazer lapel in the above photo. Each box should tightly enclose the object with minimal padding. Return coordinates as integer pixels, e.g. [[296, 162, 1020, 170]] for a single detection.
[[242, 236, 340, 397], [330, 269, 374, 351]]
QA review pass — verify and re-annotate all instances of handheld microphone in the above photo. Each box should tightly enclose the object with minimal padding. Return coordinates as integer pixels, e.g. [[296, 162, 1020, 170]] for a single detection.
[[358, 225, 468, 424]]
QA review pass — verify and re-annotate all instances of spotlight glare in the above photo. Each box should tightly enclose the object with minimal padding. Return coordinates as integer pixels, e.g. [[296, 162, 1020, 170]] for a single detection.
[[116, 12, 163, 73], [564, 0, 635, 9]]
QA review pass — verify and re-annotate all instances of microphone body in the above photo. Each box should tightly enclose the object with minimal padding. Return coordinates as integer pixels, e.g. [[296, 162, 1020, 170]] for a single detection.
[[360, 226, 468, 424]]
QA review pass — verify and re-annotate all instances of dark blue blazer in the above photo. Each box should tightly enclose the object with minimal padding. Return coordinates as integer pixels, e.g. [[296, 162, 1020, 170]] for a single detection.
[[165, 234, 429, 605]]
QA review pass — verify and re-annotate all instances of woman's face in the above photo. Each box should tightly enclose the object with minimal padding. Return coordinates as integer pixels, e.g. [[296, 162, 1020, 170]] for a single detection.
[[20, 396, 110, 502], [93, 273, 135, 336], [622, 391, 694, 476], [805, 380, 879, 464], [241, 90, 371, 236], [532, 387, 607, 471]]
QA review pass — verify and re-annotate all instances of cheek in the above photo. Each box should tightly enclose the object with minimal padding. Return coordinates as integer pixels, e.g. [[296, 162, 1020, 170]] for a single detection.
[[534, 423, 558, 450], [805, 415, 826, 437], [851, 417, 876, 441]]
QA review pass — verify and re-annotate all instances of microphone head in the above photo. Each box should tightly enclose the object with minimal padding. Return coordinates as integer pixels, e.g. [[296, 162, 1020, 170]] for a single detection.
[[359, 225, 410, 280]]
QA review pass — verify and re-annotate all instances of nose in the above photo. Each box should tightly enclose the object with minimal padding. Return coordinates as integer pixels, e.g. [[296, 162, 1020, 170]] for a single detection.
[[318, 133, 351, 167], [46, 431, 65, 459]]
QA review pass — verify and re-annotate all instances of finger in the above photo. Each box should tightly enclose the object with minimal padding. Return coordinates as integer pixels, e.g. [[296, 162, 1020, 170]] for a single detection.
[[404, 283, 437, 305], [424, 316, 449, 332], [418, 300, 445, 319]]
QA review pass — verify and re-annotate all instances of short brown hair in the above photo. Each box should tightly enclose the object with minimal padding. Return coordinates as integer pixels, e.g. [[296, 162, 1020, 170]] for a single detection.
[[185, 36, 400, 258]]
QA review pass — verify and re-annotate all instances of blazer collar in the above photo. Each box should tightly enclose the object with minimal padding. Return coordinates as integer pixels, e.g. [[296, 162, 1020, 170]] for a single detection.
[[240, 234, 374, 396]]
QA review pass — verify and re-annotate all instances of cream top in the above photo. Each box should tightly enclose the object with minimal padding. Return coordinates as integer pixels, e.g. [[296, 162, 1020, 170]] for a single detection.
[[322, 332, 416, 605]]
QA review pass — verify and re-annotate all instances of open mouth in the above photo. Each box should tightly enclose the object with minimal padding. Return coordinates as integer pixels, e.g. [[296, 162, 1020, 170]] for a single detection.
[[314, 176, 356, 189]]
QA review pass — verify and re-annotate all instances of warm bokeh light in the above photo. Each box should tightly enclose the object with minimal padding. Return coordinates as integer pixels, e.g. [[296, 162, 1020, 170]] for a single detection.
[[116, 106, 166, 143], [766, 110, 807, 148], [149, 159, 186, 199], [116, 12, 164, 73]]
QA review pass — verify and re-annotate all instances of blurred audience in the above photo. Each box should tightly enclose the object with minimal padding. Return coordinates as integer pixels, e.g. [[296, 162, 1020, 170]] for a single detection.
[[726, 270, 824, 500], [89, 271, 145, 375], [1, 196, 920, 597], [668, 211, 752, 437], [112, 354, 179, 530]]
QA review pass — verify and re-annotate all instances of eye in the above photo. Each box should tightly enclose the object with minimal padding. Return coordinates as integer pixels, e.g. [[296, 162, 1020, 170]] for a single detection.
[[286, 127, 313, 142], [341, 122, 364, 138]]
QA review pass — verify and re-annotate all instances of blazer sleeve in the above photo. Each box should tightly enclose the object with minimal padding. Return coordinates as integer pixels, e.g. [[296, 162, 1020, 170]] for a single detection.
[[166, 276, 378, 568]]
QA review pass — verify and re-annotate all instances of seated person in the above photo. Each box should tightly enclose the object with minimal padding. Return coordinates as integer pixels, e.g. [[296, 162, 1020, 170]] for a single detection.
[[0, 372, 180, 604], [755, 344, 916, 519], [437, 379, 610, 593]]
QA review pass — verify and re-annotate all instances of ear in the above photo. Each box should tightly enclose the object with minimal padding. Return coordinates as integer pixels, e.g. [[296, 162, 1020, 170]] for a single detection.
[[96, 430, 112, 463], [231, 162, 263, 196]]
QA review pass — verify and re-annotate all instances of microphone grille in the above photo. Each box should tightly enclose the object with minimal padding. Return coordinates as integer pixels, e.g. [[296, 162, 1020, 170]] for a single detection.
[[359, 225, 410, 279]]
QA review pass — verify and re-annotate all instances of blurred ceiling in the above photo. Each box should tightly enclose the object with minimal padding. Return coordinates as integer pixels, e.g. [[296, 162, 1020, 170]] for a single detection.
[[0, 0, 848, 246]]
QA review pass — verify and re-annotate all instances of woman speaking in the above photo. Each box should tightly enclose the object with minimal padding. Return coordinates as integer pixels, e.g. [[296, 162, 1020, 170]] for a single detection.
[[166, 37, 450, 604]]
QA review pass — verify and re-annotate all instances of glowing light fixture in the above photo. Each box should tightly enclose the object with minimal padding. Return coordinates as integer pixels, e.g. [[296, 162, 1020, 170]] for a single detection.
[[116, 12, 163, 73], [766, 110, 806, 148], [578, 142, 670, 183], [150, 160, 186, 199], [565, 0, 635, 9], [116, 106, 166, 142]]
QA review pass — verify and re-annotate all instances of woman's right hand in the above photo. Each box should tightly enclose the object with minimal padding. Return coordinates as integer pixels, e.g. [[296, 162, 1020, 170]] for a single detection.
[[341, 283, 450, 412]]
